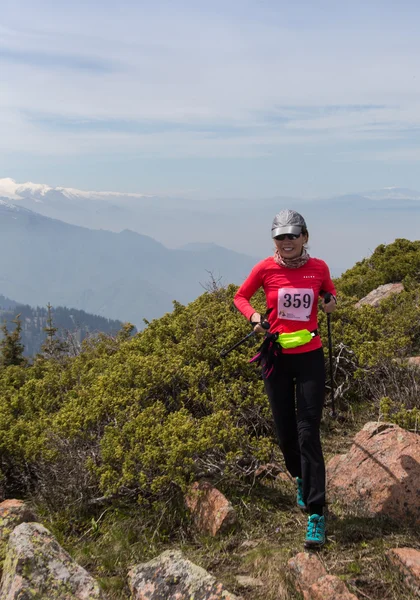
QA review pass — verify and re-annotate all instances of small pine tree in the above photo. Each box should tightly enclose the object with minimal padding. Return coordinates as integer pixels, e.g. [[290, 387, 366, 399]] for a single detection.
[[40, 303, 69, 360], [0, 314, 26, 367], [116, 322, 136, 342]]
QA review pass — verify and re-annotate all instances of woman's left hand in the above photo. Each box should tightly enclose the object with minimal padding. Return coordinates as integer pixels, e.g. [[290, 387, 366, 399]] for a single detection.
[[323, 297, 337, 313]]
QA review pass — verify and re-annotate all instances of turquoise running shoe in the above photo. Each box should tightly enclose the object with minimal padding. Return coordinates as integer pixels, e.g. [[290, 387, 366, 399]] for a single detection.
[[304, 514, 326, 548], [296, 477, 306, 510]]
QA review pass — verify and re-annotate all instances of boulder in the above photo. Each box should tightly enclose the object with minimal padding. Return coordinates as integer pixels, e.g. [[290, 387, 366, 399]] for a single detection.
[[0, 522, 104, 599], [288, 552, 327, 599], [387, 547, 420, 597], [307, 575, 358, 600], [327, 422, 420, 525], [0, 500, 37, 563], [355, 283, 404, 308], [407, 356, 420, 368], [185, 481, 237, 536], [288, 553, 357, 600], [128, 549, 239, 599]]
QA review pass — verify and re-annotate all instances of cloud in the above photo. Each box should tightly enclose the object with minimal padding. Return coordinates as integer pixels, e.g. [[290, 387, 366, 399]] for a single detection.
[[0, 47, 116, 73], [1, 0, 420, 172], [357, 147, 420, 163], [7, 102, 416, 159], [22, 112, 256, 138]]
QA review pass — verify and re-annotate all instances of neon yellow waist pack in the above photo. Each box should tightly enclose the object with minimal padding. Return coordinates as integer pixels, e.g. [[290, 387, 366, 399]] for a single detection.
[[277, 329, 315, 349]]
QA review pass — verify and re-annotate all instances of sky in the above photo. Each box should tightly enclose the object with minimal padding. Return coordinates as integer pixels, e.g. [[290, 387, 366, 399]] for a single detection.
[[1, 0, 420, 199]]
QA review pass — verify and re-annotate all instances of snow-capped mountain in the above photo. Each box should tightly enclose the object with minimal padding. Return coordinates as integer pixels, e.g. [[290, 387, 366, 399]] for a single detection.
[[0, 198, 19, 210], [1, 177, 420, 277], [0, 178, 164, 244], [0, 198, 31, 213], [0, 177, 150, 203], [362, 187, 420, 201], [0, 178, 253, 254], [0, 178, 51, 201]]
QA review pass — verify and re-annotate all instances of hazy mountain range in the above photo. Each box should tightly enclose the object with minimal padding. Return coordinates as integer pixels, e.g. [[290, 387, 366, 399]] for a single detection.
[[1, 178, 420, 279], [0, 198, 255, 326]]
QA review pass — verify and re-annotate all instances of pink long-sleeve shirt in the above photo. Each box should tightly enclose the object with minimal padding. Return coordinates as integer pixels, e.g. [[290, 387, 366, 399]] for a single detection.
[[234, 256, 337, 354]]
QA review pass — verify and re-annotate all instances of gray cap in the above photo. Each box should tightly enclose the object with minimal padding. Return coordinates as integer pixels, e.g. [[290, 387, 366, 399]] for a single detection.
[[271, 209, 306, 238]]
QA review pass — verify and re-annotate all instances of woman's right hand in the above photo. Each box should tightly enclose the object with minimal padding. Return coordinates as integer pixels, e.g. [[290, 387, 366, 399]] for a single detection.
[[250, 312, 266, 334]]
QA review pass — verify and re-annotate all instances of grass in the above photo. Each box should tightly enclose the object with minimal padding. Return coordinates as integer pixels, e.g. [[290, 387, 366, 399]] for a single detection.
[[31, 412, 419, 600], [36, 478, 419, 600], [179, 479, 419, 600]]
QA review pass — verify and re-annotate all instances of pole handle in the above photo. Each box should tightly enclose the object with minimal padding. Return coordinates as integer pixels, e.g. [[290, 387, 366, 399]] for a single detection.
[[220, 308, 273, 358]]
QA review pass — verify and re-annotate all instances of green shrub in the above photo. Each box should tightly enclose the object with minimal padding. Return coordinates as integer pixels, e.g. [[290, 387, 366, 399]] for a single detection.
[[0, 240, 418, 526], [0, 286, 274, 512], [336, 239, 420, 298]]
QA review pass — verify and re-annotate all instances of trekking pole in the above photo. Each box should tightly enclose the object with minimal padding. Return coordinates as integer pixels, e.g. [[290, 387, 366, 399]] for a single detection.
[[220, 309, 272, 358], [324, 292, 336, 417]]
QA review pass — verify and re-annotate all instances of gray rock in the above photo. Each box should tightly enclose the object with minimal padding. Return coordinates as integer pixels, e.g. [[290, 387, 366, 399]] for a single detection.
[[235, 575, 263, 588], [0, 499, 38, 565], [355, 283, 404, 308], [128, 549, 239, 599], [0, 522, 104, 599], [239, 540, 260, 550]]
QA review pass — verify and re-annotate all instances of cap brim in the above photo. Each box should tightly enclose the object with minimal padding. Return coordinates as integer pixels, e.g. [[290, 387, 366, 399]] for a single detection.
[[272, 225, 302, 238]]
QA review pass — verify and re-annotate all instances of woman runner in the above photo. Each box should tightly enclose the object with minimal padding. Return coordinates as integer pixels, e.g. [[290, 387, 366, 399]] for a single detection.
[[234, 209, 337, 548]]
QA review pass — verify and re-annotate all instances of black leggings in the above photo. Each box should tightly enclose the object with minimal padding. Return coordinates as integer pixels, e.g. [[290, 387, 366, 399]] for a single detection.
[[263, 347, 326, 510]]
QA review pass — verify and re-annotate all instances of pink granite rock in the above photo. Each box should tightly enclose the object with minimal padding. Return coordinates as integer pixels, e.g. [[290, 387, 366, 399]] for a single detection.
[[185, 481, 237, 536], [355, 283, 404, 308], [288, 552, 357, 600], [387, 547, 420, 597], [327, 422, 420, 525], [288, 552, 327, 599]]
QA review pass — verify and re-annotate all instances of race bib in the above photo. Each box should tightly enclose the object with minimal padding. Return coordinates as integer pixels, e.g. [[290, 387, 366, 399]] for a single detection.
[[277, 288, 314, 321]]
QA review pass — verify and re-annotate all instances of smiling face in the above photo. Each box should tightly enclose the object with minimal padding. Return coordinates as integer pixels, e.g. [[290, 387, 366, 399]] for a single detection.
[[274, 231, 308, 259]]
